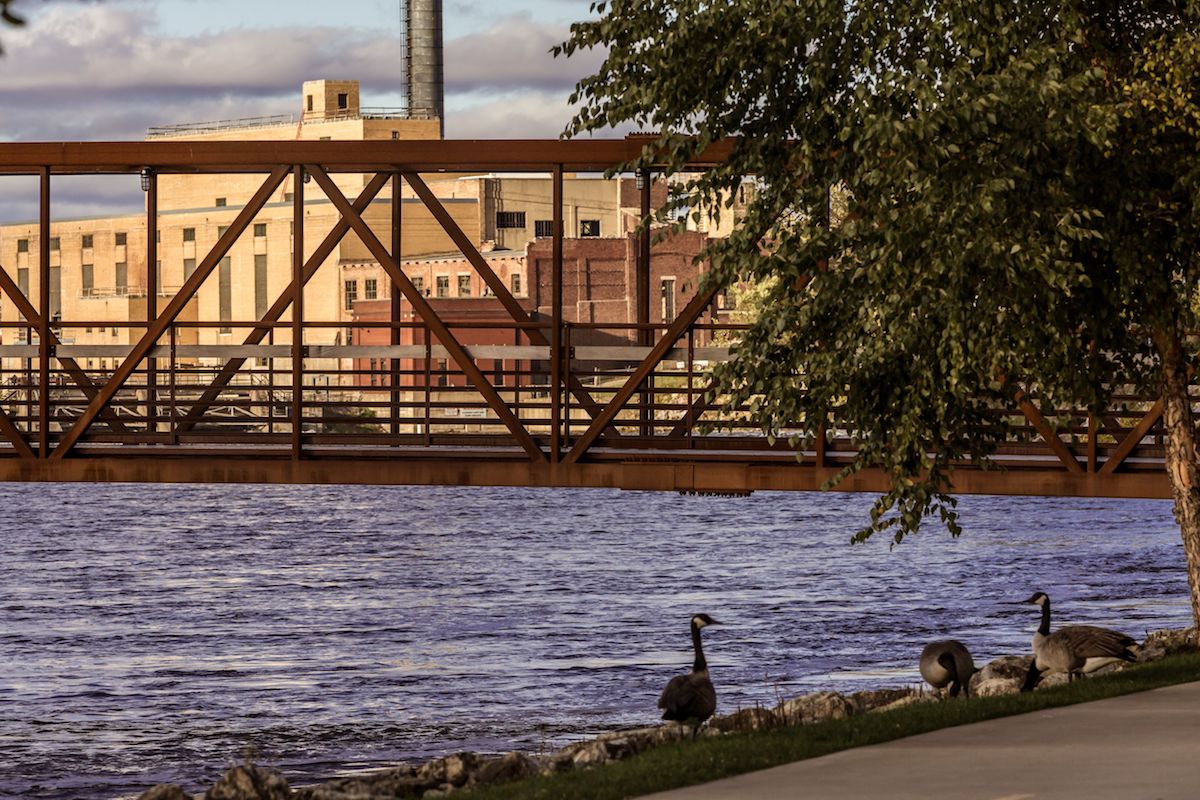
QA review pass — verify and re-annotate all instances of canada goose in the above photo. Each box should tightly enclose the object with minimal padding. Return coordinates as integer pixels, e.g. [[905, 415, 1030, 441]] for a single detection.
[[1019, 591, 1138, 691], [919, 640, 975, 698], [658, 613, 721, 738]]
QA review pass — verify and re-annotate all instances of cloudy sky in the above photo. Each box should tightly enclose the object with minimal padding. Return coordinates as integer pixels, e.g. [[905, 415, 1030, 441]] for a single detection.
[[0, 0, 616, 219], [0, 0, 608, 141]]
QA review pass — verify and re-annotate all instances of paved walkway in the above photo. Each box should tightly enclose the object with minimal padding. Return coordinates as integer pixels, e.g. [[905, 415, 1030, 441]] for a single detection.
[[642, 681, 1200, 800]]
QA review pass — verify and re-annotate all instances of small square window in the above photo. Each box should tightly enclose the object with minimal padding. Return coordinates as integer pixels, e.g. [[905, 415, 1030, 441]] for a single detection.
[[50, 237, 60, 250], [534, 220, 554, 238], [215, 197, 227, 207], [81, 234, 93, 249], [580, 219, 601, 237], [364, 278, 377, 300], [457, 274, 472, 297], [115, 232, 127, 246], [337, 92, 349, 109], [435, 275, 450, 298], [254, 223, 267, 237], [16, 238, 28, 253], [412, 275, 425, 295], [218, 225, 229, 238], [183, 228, 195, 242]]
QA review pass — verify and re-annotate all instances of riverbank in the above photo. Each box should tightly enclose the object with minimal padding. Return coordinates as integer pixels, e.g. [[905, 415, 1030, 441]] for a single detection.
[[134, 629, 1198, 800]]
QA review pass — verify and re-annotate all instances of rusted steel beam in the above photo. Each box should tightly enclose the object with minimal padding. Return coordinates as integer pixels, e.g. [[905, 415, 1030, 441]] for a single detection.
[[174, 172, 390, 433], [50, 167, 290, 459], [1099, 400, 1164, 476], [402, 170, 613, 430], [291, 166, 304, 461], [390, 173, 403, 438], [0, 138, 735, 174], [146, 170, 159, 433], [0, 452, 1172, 500], [564, 283, 722, 465], [551, 164, 563, 462], [38, 168, 49, 457], [306, 165, 546, 462], [0, 405, 35, 459], [1014, 389, 1083, 474], [0, 265, 129, 433]]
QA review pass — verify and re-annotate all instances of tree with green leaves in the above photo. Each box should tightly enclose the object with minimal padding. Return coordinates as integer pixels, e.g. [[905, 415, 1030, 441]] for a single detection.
[[558, 1, 1200, 629]]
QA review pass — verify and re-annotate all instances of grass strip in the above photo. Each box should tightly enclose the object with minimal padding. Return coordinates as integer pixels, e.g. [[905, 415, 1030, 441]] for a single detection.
[[464, 651, 1200, 800]]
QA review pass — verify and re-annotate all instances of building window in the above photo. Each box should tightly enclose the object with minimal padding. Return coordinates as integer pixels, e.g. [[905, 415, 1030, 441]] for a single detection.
[[344, 279, 358, 310], [50, 237, 60, 250], [16, 238, 28, 253], [661, 277, 677, 322], [391, 130, 400, 140], [218, 225, 230, 238], [435, 275, 450, 298], [580, 219, 601, 237], [496, 211, 526, 229], [306, 94, 314, 112], [82, 234, 93, 249], [254, 223, 267, 237], [17, 266, 28, 296], [116, 262, 127, 293], [219, 257, 232, 333], [49, 266, 61, 317], [457, 274, 472, 297], [337, 92, 349, 110], [156, 229, 161, 243], [510, 273, 522, 296], [255, 254, 268, 319], [115, 232, 127, 246], [534, 220, 554, 238], [183, 258, 196, 281], [412, 275, 425, 295], [364, 278, 377, 300], [81, 263, 94, 295], [183, 228, 195, 242], [110, 326, 118, 338], [215, 197, 227, 207], [284, 192, 294, 202]]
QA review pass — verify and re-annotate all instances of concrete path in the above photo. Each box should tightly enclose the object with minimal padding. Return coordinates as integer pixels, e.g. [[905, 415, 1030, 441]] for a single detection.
[[642, 681, 1200, 800]]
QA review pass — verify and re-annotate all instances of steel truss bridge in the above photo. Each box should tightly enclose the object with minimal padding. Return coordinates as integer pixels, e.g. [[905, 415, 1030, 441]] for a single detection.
[[0, 139, 1176, 498]]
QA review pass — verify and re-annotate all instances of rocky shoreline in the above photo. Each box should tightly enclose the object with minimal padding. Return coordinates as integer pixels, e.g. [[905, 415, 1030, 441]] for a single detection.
[[136, 628, 1197, 800]]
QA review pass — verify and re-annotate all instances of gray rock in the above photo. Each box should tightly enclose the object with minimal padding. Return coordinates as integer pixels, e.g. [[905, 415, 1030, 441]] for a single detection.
[[1139, 627, 1198, 662], [969, 654, 1073, 696], [476, 751, 540, 785], [869, 694, 936, 714], [775, 691, 854, 725], [205, 764, 292, 800], [292, 766, 424, 800], [137, 786, 192, 800], [416, 752, 478, 789], [846, 688, 919, 713], [709, 707, 778, 733]]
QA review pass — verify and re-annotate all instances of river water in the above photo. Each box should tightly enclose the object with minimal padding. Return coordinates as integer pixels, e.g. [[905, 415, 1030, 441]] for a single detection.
[[0, 484, 1190, 799]]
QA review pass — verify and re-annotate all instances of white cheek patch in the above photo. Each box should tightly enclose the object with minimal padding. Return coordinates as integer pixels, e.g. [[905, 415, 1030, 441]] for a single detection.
[[693, 616, 707, 629]]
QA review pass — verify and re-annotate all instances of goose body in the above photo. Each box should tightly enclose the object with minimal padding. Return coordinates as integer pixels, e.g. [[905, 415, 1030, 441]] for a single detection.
[[919, 640, 974, 698], [1021, 592, 1138, 691], [658, 613, 720, 735]]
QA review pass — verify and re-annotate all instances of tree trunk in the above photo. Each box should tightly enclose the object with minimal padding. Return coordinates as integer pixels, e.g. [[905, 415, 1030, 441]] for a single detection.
[[1154, 327, 1200, 632]]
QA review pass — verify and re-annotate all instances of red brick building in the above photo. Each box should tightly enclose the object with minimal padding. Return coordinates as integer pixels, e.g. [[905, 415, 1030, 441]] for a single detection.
[[349, 230, 724, 388]]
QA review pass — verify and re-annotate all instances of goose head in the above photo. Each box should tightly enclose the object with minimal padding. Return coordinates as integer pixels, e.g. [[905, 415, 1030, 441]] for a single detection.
[[691, 613, 721, 629], [1021, 591, 1049, 606]]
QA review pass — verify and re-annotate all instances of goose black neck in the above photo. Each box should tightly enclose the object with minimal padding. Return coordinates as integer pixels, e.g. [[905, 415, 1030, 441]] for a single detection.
[[691, 621, 707, 672], [1038, 599, 1051, 636]]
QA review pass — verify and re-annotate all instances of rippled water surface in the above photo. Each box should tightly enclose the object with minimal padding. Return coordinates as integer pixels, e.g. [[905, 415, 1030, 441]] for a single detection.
[[0, 484, 1190, 798]]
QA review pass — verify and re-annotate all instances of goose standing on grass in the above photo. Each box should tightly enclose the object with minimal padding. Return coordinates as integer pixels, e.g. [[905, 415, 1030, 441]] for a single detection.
[[1020, 591, 1139, 691], [658, 613, 721, 739], [919, 640, 975, 698]]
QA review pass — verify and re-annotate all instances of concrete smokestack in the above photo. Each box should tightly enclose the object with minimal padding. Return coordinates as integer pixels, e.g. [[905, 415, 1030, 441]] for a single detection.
[[405, 0, 444, 137]]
